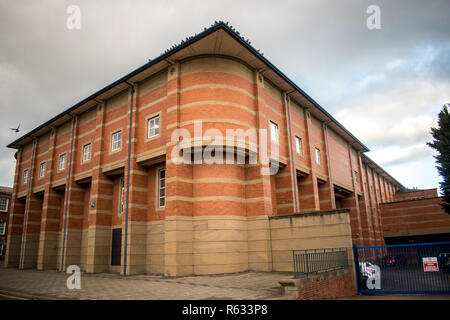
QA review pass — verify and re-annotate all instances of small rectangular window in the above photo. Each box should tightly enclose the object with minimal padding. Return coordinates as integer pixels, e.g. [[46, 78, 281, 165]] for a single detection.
[[148, 115, 160, 138], [270, 121, 279, 143], [23, 169, 29, 184], [158, 169, 166, 208], [112, 131, 122, 151], [0, 198, 8, 212], [315, 148, 321, 165], [39, 162, 46, 178], [354, 170, 358, 183], [59, 154, 67, 171], [295, 136, 302, 155], [0, 244, 3, 256], [0, 222, 5, 235], [119, 177, 124, 215], [83, 143, 92, 162]]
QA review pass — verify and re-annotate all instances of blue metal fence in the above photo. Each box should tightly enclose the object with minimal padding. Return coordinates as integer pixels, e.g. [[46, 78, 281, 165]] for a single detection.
[[353, 241, 450, 294]]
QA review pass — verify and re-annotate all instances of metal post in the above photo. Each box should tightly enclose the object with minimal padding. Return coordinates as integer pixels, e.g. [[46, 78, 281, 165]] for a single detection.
[[123, 83, 135, 276], [352, 243, 361, 294], [305, 252, 309, 277], [293, 250, 296, 278], [61, 117, 76, 271]]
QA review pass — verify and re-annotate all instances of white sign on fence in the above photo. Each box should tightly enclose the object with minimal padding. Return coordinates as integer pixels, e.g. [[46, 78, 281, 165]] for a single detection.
[[422, 257, 439, 272]]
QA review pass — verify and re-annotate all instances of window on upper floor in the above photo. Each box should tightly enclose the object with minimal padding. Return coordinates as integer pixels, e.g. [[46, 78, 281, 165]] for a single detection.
[[111, 131, 122, 151], [147, 115, 160, 139], [0, 198, 8, 212], [59, 153, 67, 171], [315, 148, 321, 165], [83, 143, 92, 162], [270, 121, 279, 143], [295, 136, 303, 155], [39, 162, 46, 178], [23, 169, 29, 184], [0, 221, 5, 235]]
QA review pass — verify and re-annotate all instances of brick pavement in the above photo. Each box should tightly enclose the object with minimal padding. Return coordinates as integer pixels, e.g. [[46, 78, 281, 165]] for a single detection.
[[0, 267, 288, 300]]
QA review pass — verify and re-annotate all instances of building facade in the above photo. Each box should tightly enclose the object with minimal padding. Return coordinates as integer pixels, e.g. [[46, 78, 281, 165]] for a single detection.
[[0, 186, 12, 260], [380, 188, 450, 244], [5, 23, 403, 276]]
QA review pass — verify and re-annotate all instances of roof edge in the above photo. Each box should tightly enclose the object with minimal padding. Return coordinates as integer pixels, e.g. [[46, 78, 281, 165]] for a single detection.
[[7, 23, 226, 149], [362, 153, 405, 189], [7, 22, 369, 153]]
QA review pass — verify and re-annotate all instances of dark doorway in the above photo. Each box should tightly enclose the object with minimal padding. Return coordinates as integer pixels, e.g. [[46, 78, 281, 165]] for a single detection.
[[111, 228, 122, 266], [385, 233, 450, 245]]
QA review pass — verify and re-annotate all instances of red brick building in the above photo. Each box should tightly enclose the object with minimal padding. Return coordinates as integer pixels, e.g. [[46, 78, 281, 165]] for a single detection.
[[5, 22, 404, 276], [0, 186, 12, 260], [380, 188, 450, 244]]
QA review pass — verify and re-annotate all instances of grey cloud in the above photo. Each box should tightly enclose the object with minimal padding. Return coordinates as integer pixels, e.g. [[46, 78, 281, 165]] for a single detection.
[[376, 146, 433, 167], [367, 130, 433, 149]]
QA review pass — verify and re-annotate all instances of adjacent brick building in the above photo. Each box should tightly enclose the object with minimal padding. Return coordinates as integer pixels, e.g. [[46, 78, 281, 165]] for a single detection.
[[0, 186, 12, 260], [5, 22, 404, 276], [380, 188, 450, 244]]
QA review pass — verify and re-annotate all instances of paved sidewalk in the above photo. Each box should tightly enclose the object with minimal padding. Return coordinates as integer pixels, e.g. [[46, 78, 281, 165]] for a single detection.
[[333, 293, 450, 300], [3, 267, 448, 300], [0, 267, 288, 300]]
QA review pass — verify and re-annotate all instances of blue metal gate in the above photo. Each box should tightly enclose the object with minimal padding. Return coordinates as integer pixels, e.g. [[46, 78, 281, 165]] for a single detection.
[[353, 242, 450, 294]]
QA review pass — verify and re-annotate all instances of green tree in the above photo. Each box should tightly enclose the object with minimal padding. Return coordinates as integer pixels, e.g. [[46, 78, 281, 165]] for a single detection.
[[427, 104, 450, 214]]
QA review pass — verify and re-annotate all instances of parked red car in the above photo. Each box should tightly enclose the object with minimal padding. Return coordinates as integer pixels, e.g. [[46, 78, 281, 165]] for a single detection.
[[381, 255, 407, 266]]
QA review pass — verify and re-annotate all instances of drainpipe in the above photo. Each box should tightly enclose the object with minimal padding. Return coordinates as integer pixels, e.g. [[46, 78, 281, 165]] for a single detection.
[[285, 94, 299, 212], [123, 82, 135, 276], [61, 116, 77, 271], [19, 138, 37, 269]]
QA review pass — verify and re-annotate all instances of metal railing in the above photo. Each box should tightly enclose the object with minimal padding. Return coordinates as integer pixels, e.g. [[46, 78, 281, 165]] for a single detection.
[[293, 248, 349, 278]]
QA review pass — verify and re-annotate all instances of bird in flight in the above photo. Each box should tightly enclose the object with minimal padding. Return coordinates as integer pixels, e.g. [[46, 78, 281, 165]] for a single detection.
[[10, 124, 20, 132]]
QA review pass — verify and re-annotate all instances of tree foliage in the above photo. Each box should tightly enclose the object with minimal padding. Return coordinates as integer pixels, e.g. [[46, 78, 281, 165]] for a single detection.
[[427, 104, 450, 214]]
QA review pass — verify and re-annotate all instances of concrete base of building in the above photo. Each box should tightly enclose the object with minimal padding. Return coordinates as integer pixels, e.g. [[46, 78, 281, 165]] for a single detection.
[[4, 235, 21, 268], [5, 209, 355, 277]]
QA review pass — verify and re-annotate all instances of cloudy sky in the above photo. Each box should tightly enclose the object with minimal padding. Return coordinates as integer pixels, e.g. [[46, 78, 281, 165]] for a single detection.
[[0, 0, 449, 191]]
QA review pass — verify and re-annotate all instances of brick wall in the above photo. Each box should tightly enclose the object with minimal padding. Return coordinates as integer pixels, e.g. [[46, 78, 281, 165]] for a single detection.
[[280, 268, 357, 300], [297, 269, 356, 300], [0, 187, 12, 260], [394, 189, 438, 201], [380, 196, 450, 238]]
